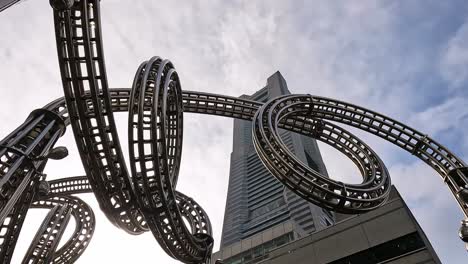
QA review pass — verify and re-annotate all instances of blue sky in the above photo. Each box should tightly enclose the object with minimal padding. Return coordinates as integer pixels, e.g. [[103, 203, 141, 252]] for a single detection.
[[0, 0, 468, 263]]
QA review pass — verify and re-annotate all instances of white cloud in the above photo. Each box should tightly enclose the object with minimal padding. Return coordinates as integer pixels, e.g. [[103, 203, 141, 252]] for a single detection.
[[409, 97, 468, 135], [440, 18, 468, 89]]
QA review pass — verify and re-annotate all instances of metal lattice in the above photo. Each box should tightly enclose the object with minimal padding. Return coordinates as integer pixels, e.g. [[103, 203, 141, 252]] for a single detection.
[[0, 0, 467, 263]]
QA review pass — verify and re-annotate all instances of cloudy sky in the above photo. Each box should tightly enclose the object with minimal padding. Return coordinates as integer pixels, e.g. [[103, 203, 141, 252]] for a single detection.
[[1, 0, 468, 263]]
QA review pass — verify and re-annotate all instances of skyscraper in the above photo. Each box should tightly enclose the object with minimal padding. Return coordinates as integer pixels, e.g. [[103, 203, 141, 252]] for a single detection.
[[220, 72, 334, 249], [213, 72, 441, 264]]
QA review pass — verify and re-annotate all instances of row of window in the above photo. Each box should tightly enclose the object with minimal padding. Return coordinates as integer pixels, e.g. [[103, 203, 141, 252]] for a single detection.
[[249, 197, 286, 219], [322, 208, 334, 220], [248, 188, 283, 208], [224, 231, 425, 264], [246, 165, 270, 184], [242, 212, 290, 238], [248, 184, 282, 202], [329, 232, 426, 264], [247, 175, 276, 193], [224, 232, 294, 264]]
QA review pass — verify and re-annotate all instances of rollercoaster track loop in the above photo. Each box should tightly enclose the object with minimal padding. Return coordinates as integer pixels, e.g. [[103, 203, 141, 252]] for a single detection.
[[22, 203, 73, 264], [30, 195, 95, 264], [276, 101, 387, 192], [42, 88, 468, 216], [54, 0, 146, 234], [35, 175, 211, 262], [128, 57, 212, 262], [43, 175, 211, 234], [253, 96, 391, 213], [52, 2, 215, 262]]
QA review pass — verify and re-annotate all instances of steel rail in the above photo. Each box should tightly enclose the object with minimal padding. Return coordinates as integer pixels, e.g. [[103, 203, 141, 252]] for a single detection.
[[30, 195, 95, 264], [53, 0, 147, 234], [22, 203, 73, 264], [24, 84, 467, 263], [34, 176, 211, 263], [42, 89, 468, 215], [25, 85, 466, 263], [0, 109, 66, 263], [47, 176, 92, 196], [127, 57, 212, 262], [252, 96, 391, 213]]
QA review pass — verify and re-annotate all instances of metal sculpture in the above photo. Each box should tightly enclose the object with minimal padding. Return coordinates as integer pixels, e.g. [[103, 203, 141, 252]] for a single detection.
[[0, 0, 466, 263], [0, 0, 23, 12]]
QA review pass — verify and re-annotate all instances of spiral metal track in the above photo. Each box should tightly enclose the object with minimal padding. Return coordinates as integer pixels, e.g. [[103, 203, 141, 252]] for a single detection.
[[22, 203, 73, 264], [0, 0, 466, 263], [29, 195, 95, 264]]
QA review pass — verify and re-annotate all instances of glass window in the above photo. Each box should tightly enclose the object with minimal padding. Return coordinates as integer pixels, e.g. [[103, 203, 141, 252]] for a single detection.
[[252, 246, 264, 258], [329, 232, 425, 264], [304, 151, 319, 172], [275, 235, 289, 247], [223, 233, 294, 264], [322, 208, 334, 220], [263, 240, 274, 252]]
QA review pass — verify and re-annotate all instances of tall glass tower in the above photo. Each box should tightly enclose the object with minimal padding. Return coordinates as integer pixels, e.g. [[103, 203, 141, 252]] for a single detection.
[[220, 72, 334, 248]]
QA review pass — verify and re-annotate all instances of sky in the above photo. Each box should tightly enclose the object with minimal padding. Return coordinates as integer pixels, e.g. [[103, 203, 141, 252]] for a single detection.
[[1, 0, 468, 263]]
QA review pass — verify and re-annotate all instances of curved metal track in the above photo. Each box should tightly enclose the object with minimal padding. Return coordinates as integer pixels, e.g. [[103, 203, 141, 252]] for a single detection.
[[0, 0, 466, 263], [22, 203, 73, 264], [2, 88, 466, 263], [36, 176, 210, 263], [53, 0, 147, 235], [253, 96, 391, 213], [0, 109, 65, 263], [30, 195, 95, 264], [127, 57, 213, 262]]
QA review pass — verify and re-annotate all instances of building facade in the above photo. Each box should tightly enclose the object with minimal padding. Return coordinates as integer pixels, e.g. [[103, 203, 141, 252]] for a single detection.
[[220, 72, 333, 249], [212, 187, 441, 264]]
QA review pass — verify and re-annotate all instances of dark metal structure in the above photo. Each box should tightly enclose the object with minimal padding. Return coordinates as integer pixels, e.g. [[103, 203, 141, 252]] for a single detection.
[[0, 0, 23, 12], [0, 0, 467, 263]]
